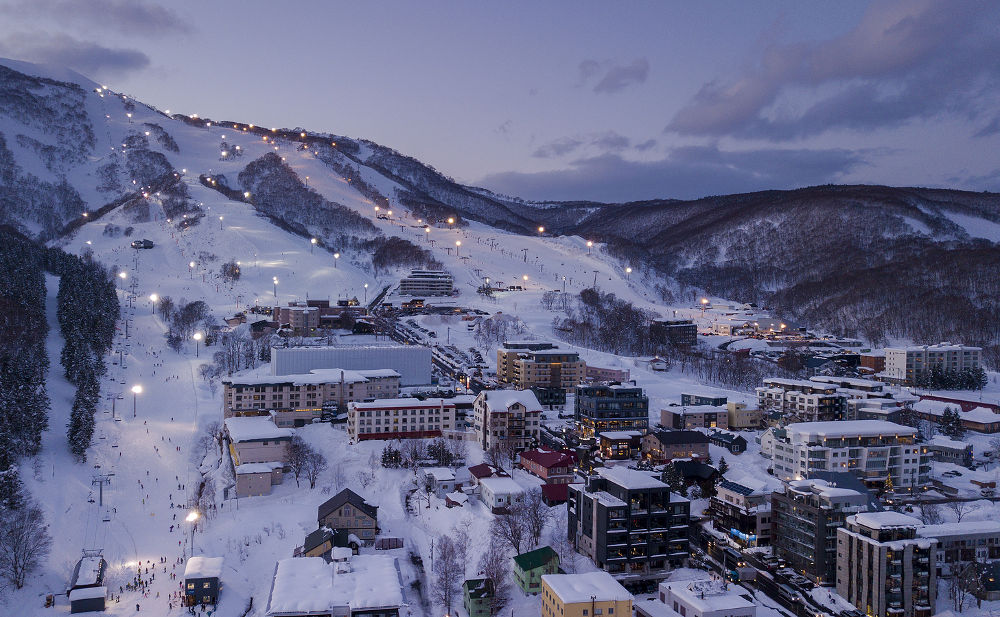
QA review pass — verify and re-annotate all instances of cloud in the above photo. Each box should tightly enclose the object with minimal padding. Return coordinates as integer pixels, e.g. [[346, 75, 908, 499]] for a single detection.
[[666, 1, 1000, 140], [0, 0, 192, 36], [532, 131, 630, 159], [634, 139, 658, 152], [0, 32, 149, 76], [974, 116, 1000, 138], [483, 145, 866, 202], [578, 58, 649, 93]]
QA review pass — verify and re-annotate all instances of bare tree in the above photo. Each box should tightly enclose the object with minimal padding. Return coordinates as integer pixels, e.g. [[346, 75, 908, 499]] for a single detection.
[[948, 500, 972, 523], [432, 535, 462, 614], [548, 510, 578, 573], [452, 521, 471, 579], [478, 541, 510, 615], [484, 440, 517, 473], [303, 448, 328, 489], [0, 500, 52, 588], [287, 436, 309, 487], [330, 464, 347, 492], [918, 502, 944, 525], [521, 489, 552, 548], [490, 508, 528, 555]]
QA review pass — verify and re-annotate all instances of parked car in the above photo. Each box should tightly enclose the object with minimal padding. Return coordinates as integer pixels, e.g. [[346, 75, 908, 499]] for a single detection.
[[131, 239, 154, 249]]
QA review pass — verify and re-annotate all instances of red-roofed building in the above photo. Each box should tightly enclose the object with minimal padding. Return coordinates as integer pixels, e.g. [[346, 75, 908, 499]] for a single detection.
[[541, 483, 570, 506], [518, 449, 576, 484], [468, 463, 508, 486]]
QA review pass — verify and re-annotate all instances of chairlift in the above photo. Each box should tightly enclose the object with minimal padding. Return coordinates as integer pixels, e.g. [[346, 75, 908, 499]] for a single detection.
[[87, 494, 96, 504], [102, 509, 111, 523]]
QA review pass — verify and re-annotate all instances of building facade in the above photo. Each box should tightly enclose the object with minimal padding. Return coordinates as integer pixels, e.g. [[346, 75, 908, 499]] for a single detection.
[[836, 512, 936, 617], [661, 406, 728, 430], [770, 420, 927, 493], [708, 478, 772, 547], [641, 430, 710, 464], [637, 578, 755, 617], [541, 572, 632, 617], [472, 390, 542, 451], [497, 345, 585, 391], [271, 345, 432, 386], [575, 384, 650, 437], [884, 343, 982, 385], [347, 397, 457, 441], [650, 319, 698, 347], [568, 467, 690, 587], [756, 378, 847, 422], [771, 478, 872, 584], [398, 269, 454, 296], [222, 368, 401, 422]]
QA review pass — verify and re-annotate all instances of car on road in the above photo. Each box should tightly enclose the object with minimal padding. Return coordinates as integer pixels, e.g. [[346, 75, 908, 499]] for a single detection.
[[131, 238, 154, 249]]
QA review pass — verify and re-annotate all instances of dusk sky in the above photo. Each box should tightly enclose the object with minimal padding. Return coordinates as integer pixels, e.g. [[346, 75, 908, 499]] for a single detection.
[[2, 0, 998, 202]]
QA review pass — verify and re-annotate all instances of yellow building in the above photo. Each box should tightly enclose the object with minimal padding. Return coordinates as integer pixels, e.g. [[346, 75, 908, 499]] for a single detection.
[[541, 572, 632, 617]]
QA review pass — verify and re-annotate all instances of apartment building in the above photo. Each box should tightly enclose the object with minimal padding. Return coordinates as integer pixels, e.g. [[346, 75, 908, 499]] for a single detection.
[[771, 477, 874, 584], [347, 397, 457, 441], [641, 430, 710, 464], [518, 449, 576, 484], [222, 368, 401, 424], [472, 390, 542, 451], [661, 405, 728, 430], [575, 383, 649, 437], [497, 344, 585, 391], [915, 520, 1000, 577], [884, 343, 982, 385], [809, 375, 886, 394], [756, 378, 847, 422], [727, 402, 763, 429], [836, 512, 936, 617], [681, 392, 728, 407], [708, 476, 771, 547], [398, 269, 454, 296], [541, 572, 632, 617], [770, 420, 926, 493], [649, 318, 697, 347], [568, 466, 690, 587]]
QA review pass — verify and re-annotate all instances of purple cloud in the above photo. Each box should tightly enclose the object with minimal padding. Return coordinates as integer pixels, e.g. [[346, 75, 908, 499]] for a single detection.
[[578, 58, 650, 93], [533, 131, 631, 159], [0, 0, 192, 36], [0, 32, 149, 76]]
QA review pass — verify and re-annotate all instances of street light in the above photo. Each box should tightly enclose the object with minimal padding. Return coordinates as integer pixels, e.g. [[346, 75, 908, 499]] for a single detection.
[[334, 253, 340, 268], [189, 261, 196, 278], [538, 226, 545, 234], [118, 271, 127, 289], [701, 297, 709, 315], [424, 227, 430, 242], [455, 240, 461, 256], [311, 237, 317, 253], [186, 509, 200, 555], [273, 276, 279, 298], [219, 216, 224, 230], [364, 283, 369, 304], [447, 217, 455, 226], [625, 266, 632, 280], [150, 293, 158, 315], [131, 384, 142, 418], [193, 332, 203, 357], [587, 240, 593, 255]]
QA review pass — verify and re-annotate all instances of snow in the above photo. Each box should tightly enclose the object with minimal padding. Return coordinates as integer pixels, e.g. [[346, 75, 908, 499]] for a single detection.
[[223, 416, 294, 442], [234, 462, 283, 474], [74, 557, 104, 587], [542, 571, 631, 603], [266, 557, 336, 614], [422, 467, 455, 482], [665, 578, 756, 613], [479, 389, 542, 413], [224, 368, 381, 385], [928, 435, 969, 450], [599, 430, 643, 440], [477, 476, 525, 495], [786, 419, 916, 440], [852, 511, 922, 529], [69, 586, 108, 601], [595, 466, 667, 490], [917, 520, 1000, 538], [184, 556, 223, 579], [788, 478, 862, 498]]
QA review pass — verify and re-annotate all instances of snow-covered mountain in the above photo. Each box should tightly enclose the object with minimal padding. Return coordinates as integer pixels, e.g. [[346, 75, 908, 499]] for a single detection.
[[2, 57, 1000, 359]]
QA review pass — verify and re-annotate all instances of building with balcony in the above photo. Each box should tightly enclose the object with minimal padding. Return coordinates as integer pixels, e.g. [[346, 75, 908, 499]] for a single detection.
[[915, 520, 1000, 577], [222, 368, 401, 423], [708, 476, 772, 547], [472, 390, 542, 451], [884, 343, 982, 385], [567, 466, 690, 589], [756, 378, 847, 422], [769, 420, 927, 493], [836, 512, 936, 617], [398, 269, 453, 296], [575, 383, 650, 437], [598, 431, 643, 460], [650, 319, 698, 347], [641, 430, 710, 464], [681, 392, 728, 407], [771, 476, 875, 584], [347, 397, 457, 441], [727, 402, 762, 429], [661, 405, 729, 430], [497, 344, 585, 391]]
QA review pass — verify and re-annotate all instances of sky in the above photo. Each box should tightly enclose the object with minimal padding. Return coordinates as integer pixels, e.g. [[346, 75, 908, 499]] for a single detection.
[[1, 0, 999, 203]]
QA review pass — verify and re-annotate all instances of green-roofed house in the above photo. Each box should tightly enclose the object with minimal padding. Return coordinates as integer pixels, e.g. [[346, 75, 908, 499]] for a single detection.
[[513, 546, 560, 594], [463, 578, 494, 617]]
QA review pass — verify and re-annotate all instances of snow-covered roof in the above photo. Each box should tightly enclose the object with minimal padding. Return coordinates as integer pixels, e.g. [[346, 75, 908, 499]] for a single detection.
[[357, 369, 402, 379], [224, 417, 294, 442], [267, 555, 402, 615], [225, 368, 375, 386], [592, 490, 628, 508], [788, 478, 863, 499], [599, 431, 643, 440], [667, 579, 756, 613], [75, 557, 103, 586], [596, 466, 667, 490], [542, 571, 631, 603], [886, 343, 981, 352], [853, 511, 921, 529], [446, 491, 469, 504], [351, 397, 455, 410], [917, 520, 1000, 539], [235, 461, 284, 474], [720, 472, 768, 494], [69, 586, 107, 601], [184, 556, 223, 579], [479, 476, 525, 495], [913, 399, 1000, 424], [479, 389, 542, 413], [786, 420, 915, 441], [927, 435, 970, 450], [422, 467, 455, 482]]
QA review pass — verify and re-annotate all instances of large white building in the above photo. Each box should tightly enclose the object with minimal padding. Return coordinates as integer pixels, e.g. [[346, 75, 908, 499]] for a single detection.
[[271, 345, 432, 386], [884, 343, 982, 385], [770, 420, 927, 493], [398, 269, 453, 296], [636, 577, 756, 617], [756, 378, 847, 422], [472, 390, 542, 451], [347, 398, 458, 441]]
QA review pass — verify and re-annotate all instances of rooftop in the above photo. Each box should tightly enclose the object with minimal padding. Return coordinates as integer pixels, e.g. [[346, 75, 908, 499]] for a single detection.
[[917, 520, 1000, 539], [853, 511, 921, 530], [224, 417, 294, 442], [225, 367, 399, 386], [513, 546, 558, 572], [184, 556, 223, 580], [542, 571, 631, 604], [478, 389, 542, 414], [666, 579, 756, 613], [478, 476, 525, 495], [351, 397, 456, 410], [596, 466, 667, 490], [267, 555, 402, 615], [785, 420, 915, 440]]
